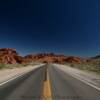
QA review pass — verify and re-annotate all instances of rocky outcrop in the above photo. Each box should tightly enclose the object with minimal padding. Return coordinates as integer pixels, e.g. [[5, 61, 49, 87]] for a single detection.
[[0, 48, 26, 64], [25, 53, 82, 64], [63, 56, 82, 63], [0, 48, 18, 64], [0, 48, 82, 64]]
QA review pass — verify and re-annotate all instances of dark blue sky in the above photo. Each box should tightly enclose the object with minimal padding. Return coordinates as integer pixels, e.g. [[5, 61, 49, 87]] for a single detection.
[[0, 0, 100, 57]]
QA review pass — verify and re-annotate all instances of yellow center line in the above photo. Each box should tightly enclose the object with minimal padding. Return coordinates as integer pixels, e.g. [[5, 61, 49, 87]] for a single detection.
[[42, 68, 52, 100]]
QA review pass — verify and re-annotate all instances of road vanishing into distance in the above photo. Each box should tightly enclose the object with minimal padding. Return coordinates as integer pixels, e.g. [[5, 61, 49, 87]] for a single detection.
[[0, 64, 100, 100]]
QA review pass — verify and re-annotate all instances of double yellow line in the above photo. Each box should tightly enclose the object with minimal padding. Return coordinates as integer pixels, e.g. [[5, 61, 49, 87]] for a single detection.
[[42, 68, 52, 100]]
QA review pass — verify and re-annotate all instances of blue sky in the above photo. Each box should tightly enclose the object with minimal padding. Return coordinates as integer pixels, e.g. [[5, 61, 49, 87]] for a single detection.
[[0, 0, 100, 57]]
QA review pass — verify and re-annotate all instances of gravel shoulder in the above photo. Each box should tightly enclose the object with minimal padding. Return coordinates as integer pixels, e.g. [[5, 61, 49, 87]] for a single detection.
[[0, 64, 44, 84], [53, 64, 100, 88]]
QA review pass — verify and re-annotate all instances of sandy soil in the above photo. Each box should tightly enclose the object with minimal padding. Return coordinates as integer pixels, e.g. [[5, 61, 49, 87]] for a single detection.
[[0, 64, 44, 84], [54, 64, 100, 88]]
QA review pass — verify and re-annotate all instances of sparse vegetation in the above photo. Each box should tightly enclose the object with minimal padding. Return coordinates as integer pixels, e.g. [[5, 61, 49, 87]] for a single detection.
[[65, 59, 100, 74], [0, 64, 7, 69], [0, 63, 32, 70]]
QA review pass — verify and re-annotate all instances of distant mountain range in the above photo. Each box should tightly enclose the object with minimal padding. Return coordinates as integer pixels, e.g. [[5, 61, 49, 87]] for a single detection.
[[0, 48, 98, 64]]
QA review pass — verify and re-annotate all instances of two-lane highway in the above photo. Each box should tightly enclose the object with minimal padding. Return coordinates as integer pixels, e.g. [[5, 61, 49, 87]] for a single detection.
[[0, 64, 100, 100]]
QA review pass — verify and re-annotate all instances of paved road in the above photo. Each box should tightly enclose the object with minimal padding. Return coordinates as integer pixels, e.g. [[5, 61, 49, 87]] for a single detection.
[[0, 66, 46, 100], [0, 64, 100, 100], [49, 64, 100, 100]]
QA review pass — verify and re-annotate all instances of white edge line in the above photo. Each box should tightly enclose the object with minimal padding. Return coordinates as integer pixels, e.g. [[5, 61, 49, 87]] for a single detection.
[[55, 65, 100, 91], [68, 72, 100, 91], [0, 64, 44, 86], [0, 72, 27, 86]]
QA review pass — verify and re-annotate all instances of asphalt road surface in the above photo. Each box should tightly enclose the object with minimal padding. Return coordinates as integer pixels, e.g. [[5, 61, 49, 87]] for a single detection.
[[0, 64, 100, 100], [0, 66, 46, 100], [49, 64, 100, 100]]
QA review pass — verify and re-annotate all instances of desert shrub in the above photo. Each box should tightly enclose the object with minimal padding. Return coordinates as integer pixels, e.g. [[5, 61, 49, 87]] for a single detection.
[[70, 63, 75, 67], [0, 64, 7, 69]]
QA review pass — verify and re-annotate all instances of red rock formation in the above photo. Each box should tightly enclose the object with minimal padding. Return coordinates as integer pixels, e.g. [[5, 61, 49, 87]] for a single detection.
[[25, 53, 82, 64], [0, 48, 26, 64], [0, 48, 82, 64], [0, 48, 18, 64], [63, 56, 81, 63]]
